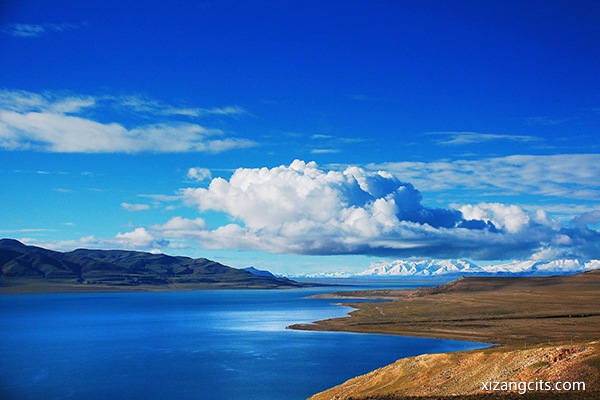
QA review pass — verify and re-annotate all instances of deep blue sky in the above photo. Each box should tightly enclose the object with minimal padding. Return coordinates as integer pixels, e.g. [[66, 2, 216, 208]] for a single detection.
[[1, 0, 599, 274]]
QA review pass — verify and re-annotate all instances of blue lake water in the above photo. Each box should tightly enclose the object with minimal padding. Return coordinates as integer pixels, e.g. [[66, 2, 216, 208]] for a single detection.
[[0, 287, 487, 399]]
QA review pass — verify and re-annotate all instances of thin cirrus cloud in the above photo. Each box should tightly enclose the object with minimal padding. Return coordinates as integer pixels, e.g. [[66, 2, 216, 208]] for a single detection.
[[115, 95, 248, 118], [2, 23, 82, 38], [369, 154, 600, 201], [0, 89, 256, 153], [121, 203, 151, 212], [311, 149, 340, 154], [308, 133, 368, 154], [427, 131, 540, 145]]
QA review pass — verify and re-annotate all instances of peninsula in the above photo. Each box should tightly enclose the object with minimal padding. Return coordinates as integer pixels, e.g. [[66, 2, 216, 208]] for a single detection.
[[0, 239, 303, 293], [291, 270, 600, 399]]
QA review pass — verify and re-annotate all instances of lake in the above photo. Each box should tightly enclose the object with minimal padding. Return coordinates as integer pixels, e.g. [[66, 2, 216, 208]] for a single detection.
[[0, 286, 487, 399]]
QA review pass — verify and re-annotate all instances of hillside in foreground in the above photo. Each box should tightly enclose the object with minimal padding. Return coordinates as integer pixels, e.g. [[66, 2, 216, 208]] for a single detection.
[[294, 270, 600, 399], [0, 238, 303, 293]]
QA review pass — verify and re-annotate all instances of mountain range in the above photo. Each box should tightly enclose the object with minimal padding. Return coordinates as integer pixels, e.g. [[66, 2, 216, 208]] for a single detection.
[[292, 258, 600, 278], [0, 238, 302, 292]]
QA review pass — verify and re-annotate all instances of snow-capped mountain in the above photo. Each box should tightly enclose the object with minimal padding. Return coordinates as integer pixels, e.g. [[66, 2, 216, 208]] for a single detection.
[[356, 259, 484, 277], [287, 259, 600, 280], [479, 259, 600, 275], [355, 259, 600, 277]]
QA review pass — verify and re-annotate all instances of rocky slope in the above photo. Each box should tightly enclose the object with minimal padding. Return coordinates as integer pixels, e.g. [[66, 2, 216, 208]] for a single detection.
[[310, 343, 600, 399]]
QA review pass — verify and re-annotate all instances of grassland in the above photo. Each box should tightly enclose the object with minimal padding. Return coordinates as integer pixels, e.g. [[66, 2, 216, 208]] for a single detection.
[[289, 270, 600, 399]]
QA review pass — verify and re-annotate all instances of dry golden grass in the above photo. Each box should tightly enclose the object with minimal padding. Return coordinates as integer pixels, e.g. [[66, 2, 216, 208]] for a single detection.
[[293, 271, 600, 347], [293, 271, 600, 399]]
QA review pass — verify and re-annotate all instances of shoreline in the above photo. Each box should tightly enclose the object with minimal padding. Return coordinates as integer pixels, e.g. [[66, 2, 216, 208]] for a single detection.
[[289, 271, 600, 399], [290, 271, 600, 346], [0, 278, 311, 295]]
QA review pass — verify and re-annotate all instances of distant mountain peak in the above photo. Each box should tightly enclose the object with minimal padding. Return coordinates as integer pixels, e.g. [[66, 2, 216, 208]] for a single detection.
[[242, 266, 276, 278]]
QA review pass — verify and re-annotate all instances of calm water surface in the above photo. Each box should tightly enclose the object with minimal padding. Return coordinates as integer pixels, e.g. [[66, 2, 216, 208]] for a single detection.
[[0, 287, 486, 399]]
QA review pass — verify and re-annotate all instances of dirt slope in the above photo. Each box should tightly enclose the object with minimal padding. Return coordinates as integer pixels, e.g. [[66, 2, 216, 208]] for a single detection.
[[310, 343, 600, 399]]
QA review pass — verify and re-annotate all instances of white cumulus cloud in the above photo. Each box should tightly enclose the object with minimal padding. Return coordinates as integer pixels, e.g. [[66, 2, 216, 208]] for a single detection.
[[459, 203, 530, 233], [114, 227, 156, 248], [171, 160, 600, 259], [152, 217, 207, 237]]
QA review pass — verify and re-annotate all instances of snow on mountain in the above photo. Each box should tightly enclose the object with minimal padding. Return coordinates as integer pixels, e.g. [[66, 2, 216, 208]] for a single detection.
[[288, 259, 600, 280], [355, 259, 600, 277], [356, 259, 484, 277], [481, 259, 600, 275]]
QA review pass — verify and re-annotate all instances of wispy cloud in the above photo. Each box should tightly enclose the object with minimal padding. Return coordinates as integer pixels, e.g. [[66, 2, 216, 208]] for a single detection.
[[427, 131, 539, 145], [523, 116, 568, 126], [2, 23, 82, 38], [115, 95, 248, 118], [0, 90, 96, 114], [186, 167, 212, 182], [306, 133, 368, 154], [311, 148, 340, 154], [138, 194, 182, 202], [0, 228, 56, 234], [310, 134, 334, 140], [14, 169, 69, 176], [369, 154, 600, 201], [121, 202, 151, 212], [0, 89, 256, 153]]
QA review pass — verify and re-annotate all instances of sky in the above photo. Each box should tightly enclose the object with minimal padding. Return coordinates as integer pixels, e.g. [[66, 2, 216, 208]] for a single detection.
[[1, 0, 599, 275]]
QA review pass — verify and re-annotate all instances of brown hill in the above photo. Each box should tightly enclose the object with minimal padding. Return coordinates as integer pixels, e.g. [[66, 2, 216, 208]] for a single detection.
[[410, 271, 600, 297], [310, 343, 600, 399], [0, 238, 303, 293], [296, 270, 600, 399]]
